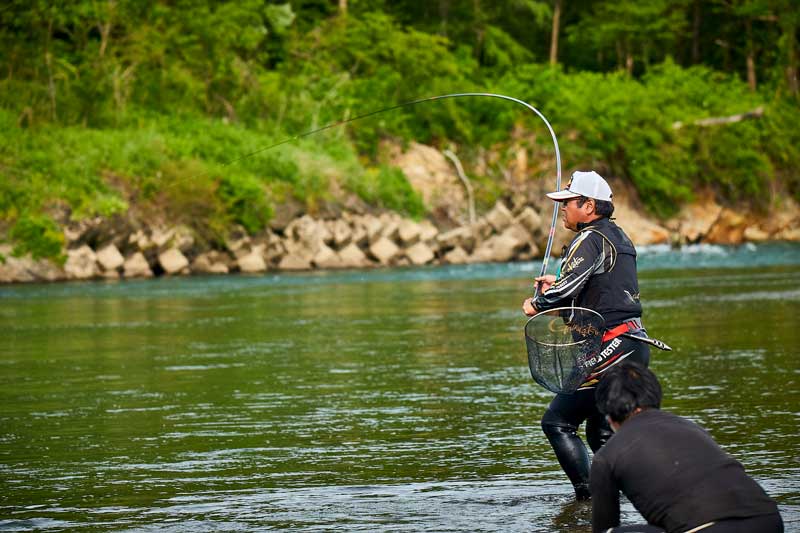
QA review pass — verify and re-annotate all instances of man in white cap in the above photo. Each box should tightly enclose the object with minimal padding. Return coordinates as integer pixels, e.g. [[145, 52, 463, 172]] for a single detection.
[[522, 170, 651, 500]]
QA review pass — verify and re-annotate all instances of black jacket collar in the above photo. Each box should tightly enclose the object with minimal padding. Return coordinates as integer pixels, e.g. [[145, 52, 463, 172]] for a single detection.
[[576, 216, 608, 232]]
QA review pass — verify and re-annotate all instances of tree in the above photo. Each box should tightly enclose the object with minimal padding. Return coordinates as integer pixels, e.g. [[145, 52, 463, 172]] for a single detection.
[[550, 0, 562, 65], [769, 0, 799, 95], [567, 0, 691, 74]]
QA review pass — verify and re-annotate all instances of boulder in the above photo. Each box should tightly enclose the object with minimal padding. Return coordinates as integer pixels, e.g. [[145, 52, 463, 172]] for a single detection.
[[278, 253, 312, 270], [264, 240, 288, 266], [64, 245, 97, 280], [158, 248, 189, 274], [285, 215, 327, 253], [469, 219, 494, 242], [369, 237, 400, 265], [0, 246, 64, 283], [329, 219, 352, 248], [437, 227, 475, 252], [379, 212, 402, 241], [485, 202, 514, 233], [96, 244, 125, 271], [397, 219, 421, 245], [774, 226, 800, 242], [419, 220, 439, 242], [613, 203, 671, 246], [101, 269, 120, 280], [405, 242, 435, 265], [705, 208, 748, 245], [123, 252, 153, 278], [514, 206, 543, 237], [315, 220, 333, 245], [63, 219, 92, 244], [191, 251, 230, 274], [31, 259, 66, 282], [670, 198, 723, 243], [171, 225, 196, 254], [472, 227, 528, 263], [443, 246, 469, 265], [0, 255, 37, 283], [759, 197, 800, 235], [380, 220, 400, 242], [360, 214, 384, 244], [128, 229, 154, 252], [64, 215, 132, 250], [282, 236, 316, 268], [504, 223, 533, 245], [349, 221, 368, 246], [230, 245, 253, 260], [743, 226, 770, 242], [338, 243, 370, 268], [150, 226, 175, 248], [313, 243, 344, 269], [225, 226, 252, 256], [237, 248, 267, 273]]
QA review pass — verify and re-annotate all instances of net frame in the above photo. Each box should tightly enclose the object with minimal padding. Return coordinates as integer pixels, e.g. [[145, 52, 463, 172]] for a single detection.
[[524, 306, 605, 394]]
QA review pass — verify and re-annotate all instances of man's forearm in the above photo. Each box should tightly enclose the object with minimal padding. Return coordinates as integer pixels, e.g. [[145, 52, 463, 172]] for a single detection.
[[533, 266, 593, 311]]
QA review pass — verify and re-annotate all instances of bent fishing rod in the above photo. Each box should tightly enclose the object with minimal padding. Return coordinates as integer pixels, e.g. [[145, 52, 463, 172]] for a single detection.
[[200, 92, 669, 352], [202, 92, 671, 358], [210, 92, 564, 292]]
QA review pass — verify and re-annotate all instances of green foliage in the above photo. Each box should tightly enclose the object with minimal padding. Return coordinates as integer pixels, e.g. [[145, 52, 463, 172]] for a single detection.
[[9, 213, 64, 261], [760, 99, 800, 199], [276, 11, 481, 151], [569, 0, 690, 72], [218, 173, 273, 234], [0, 1, 798, 260], [350, 166, 425, 218], [497, 60, 786, 216], [694, 123, 773, 202]]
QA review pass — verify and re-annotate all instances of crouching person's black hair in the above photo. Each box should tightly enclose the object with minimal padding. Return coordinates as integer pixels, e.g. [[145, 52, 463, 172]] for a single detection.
[[595, 362, 662, 424]]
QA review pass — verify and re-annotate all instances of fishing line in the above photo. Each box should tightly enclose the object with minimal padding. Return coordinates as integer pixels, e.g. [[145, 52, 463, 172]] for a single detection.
[[196, 92, 563, 285], [185, 91, 688, 390]]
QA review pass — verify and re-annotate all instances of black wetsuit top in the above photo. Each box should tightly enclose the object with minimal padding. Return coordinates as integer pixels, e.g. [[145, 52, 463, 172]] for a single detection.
[[533, 217, 641, 328], [590, 409, 780, 533]]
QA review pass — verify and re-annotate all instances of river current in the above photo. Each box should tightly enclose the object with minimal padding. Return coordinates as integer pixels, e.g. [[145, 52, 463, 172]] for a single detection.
[[1, 243, 798, 532]]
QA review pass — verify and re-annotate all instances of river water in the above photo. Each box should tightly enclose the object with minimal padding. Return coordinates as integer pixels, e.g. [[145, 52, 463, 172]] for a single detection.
[[1, 243, 799, 532]]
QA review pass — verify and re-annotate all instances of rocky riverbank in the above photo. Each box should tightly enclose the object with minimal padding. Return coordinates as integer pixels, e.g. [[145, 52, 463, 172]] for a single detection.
[[1, 192, 798, 284], [2, 141, 799, 284]]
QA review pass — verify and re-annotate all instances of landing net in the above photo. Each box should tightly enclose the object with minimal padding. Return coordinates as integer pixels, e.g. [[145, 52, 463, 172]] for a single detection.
[[524, 307, 605, 394]]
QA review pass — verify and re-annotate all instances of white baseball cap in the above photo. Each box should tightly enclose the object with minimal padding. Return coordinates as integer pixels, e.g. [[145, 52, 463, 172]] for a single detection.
[[546, 171, 613, 202]]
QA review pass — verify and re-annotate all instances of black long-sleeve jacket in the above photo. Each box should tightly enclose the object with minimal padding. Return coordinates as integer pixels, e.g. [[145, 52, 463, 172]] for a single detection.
[[591, 409, 780, 533], [533, 217, 642, 328]]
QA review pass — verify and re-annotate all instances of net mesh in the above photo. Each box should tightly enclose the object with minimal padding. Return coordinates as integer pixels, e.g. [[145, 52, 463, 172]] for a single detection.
[[524, 307, 605, 394]]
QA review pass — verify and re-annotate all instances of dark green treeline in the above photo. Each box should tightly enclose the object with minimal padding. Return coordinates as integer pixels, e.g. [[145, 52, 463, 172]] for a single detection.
[[1, 1, 799, 259]]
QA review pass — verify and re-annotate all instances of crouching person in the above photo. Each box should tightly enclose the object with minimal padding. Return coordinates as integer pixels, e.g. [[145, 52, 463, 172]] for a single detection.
[[591, 362, 783, 533]]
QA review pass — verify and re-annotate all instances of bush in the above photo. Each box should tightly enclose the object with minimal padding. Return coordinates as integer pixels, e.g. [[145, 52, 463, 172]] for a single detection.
[[496, 60, 780, 216], [9, 214, 64, 261], [349, 165, 425, 218]]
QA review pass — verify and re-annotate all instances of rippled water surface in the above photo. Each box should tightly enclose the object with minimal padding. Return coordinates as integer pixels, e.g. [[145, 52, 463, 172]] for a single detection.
[[1, 244, 799, 532]]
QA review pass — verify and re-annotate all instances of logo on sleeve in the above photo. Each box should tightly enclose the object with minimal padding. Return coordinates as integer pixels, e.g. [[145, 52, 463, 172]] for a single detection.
[[567, 256, 584, 271]]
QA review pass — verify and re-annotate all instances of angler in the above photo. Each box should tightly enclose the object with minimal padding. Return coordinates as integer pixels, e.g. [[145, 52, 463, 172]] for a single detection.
[[522, 170, 651, 500]]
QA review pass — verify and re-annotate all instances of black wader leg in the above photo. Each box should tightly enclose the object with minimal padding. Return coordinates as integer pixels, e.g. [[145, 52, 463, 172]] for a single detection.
[[542, 411, 591, 500]]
